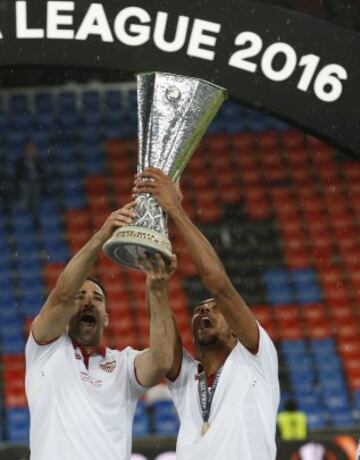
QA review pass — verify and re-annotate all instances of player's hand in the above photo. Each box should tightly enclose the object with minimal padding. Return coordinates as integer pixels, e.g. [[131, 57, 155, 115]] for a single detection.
[[96, 201, 136, 243], [137, 253, 177, 287], [133, 168, 183, 215]]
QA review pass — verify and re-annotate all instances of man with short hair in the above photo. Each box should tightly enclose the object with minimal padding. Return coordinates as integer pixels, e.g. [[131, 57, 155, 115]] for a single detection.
[[135, 169, 280, 460], [25, 202, 177, 460]]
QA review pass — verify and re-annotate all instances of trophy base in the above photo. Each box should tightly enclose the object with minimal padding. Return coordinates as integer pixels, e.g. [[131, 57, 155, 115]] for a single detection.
[[103, 226, 173, 270]]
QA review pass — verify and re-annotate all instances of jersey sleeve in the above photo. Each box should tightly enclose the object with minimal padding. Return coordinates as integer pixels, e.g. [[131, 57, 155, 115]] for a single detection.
[[241, 324, 279, 386], [125, 347, 148, 396], [166, 349, 195, 412], [25, 332, 66, 369]]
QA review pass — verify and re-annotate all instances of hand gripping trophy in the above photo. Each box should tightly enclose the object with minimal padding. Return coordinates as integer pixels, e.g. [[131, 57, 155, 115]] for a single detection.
[[103, 72, 227, 269]]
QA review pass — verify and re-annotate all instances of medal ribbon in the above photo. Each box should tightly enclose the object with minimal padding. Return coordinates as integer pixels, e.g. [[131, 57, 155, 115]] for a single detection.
[[197, 366, 223, 424]]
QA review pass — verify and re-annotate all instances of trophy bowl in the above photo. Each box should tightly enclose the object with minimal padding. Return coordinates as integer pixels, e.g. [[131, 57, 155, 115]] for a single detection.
[[103, 72, 227, 270]]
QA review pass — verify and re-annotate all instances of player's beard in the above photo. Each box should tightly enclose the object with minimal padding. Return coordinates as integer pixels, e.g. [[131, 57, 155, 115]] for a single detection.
[[194, 330, 219, 347]]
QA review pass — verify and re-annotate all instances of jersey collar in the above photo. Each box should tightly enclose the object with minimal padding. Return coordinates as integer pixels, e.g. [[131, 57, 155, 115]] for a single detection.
[[71, 339, 106, 369]]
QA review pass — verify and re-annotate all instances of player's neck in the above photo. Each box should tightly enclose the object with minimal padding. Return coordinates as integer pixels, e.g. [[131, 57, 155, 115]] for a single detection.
[[199, 341, 236, 376], [70, 333, 102, 355]]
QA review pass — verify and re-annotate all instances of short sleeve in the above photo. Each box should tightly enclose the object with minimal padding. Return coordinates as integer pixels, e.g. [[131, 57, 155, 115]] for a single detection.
[[166, 349, 196, 411], [242, 325, 278, 385], [125, 347, 147, 396], [25, 332, 66, 369]]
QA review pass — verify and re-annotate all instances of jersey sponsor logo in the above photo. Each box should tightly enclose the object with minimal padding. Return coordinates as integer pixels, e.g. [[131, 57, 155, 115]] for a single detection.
[[80, 371, 103, 387], [100, 360, 116, 373]]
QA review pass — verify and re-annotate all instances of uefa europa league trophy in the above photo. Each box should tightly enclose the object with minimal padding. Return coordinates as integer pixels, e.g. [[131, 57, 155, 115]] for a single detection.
[[103, 72, 227, 269]]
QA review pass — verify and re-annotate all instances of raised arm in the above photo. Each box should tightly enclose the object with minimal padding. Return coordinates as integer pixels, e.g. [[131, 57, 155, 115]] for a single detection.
[[134, 253, 178, 387], [135, 169, 259, 352], [32, 203, 136, 343]]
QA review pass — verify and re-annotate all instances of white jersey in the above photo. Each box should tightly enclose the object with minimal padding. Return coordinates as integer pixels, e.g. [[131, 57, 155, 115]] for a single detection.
[[25, 334, 145, 460], [168, 326, 280, 460]]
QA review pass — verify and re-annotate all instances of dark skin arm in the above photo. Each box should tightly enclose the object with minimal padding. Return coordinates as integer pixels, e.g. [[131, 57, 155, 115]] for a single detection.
[[134, 168, 259, 360]]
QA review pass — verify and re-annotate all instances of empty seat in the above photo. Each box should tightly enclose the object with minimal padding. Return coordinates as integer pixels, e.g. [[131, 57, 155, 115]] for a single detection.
[[6, 408, 29, 442]]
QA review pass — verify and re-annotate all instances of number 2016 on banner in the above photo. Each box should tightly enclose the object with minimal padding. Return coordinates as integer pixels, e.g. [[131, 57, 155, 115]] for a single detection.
[[228, 31, 348, 103]]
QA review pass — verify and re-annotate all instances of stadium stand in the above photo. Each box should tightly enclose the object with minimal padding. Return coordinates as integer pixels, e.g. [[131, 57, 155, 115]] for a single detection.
[[0, 83, 359, 442]]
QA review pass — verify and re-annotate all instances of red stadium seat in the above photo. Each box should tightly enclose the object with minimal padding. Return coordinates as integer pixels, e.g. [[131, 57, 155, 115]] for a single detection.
[[231, 133, 255, 151], [240, 168, 263, 186], [262, 163, 288, 183], [310, 144, 334, 165], [285, 146, 309, 166], [205, 134, 228, 150], [282, 130, 305, 148], [256, 132, 279, 149], [43, 263, 67, 291], [285, 247, 312, 269], [279, 324, 304, 340]]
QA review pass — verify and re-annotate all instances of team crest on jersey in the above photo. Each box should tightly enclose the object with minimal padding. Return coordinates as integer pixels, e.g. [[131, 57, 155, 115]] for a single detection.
[[75, 353, 82, 360], [100, 360, 116, 373]]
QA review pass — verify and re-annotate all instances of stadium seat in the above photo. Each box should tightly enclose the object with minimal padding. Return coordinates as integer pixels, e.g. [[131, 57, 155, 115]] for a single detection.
[[6, 408, 29, 442], [132, 400, 150, 438]]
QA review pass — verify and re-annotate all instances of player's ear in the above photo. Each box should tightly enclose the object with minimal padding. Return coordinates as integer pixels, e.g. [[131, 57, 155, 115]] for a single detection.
[[104, 312, 109, 328]]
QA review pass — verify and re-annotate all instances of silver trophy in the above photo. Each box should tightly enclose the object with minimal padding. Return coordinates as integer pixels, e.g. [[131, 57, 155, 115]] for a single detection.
[[103, 72, 227, 269]]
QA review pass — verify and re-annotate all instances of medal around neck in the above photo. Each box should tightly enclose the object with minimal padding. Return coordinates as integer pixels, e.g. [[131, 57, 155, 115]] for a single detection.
[[103, 72, 227, 269], [201, 421, 210, 436]]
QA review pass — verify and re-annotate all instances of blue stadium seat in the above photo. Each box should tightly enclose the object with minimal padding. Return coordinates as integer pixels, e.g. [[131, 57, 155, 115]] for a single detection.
[[6, 129, 26, 148], [105, 90, 123, 111], [104, 123, 124, 139], [6, 408, 29, 442], [82, 111, 103, 128], [319, 373, 347, 390], [153, 413, 179, 436], [133, 401, 150, 438], [281, 340, 307, 356], [63, 190, 87, 210], [19, 296, 42, 317], [1, 332, 25, 354], [59, 111, 78, 128], [0, 110, 8, 133], [82, 145, 106, 175], [9, 95, 29, 113], [223, 118, 248, 134], [79, 124, 102, 144], [30, 127, 51, 149], [12, 112, 32, 131], [36, 112, 55, 129], [127, 89, 137, 111], [82, 91, 100, 112], [0, 291, 16, 312], [152, 401, 179, 436], [304, 408, 328, 430], [290, 269, 322, 304], [296, 393, 322, 411], [310, 338, 336, 355], [286, 356, 313, 372], [271, 119, 289, 131], [329, 408, 354, 427], [263, 268, 290, 285], [58, 92, 77, 114], [43, 240, 70, 264], [35, 92, 53, 112], [58, 161, 81, 181], [263, 269, 294, 304], [323, 393, 350, 410], [16, 257, 42, 275], [354, 391, 360, 410]]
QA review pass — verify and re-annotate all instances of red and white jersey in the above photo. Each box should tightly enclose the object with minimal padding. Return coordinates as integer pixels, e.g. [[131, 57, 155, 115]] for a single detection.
[[168, 325, 280, 460], [25, 334, 145, 460]]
